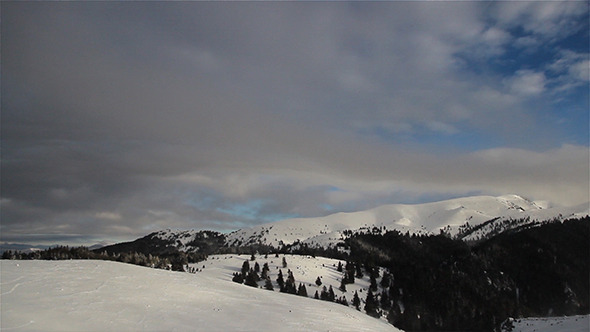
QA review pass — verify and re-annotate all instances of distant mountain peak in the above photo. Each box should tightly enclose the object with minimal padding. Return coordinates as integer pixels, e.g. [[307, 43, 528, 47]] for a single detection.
[[100, 194, 589, 255], [225, 194, 588, 248]]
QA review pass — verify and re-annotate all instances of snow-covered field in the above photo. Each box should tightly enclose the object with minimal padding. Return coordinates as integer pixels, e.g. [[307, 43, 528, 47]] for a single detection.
[[191, 254, 384, 305], [503, 315, 590, 332], [1, 260, 399, 331]]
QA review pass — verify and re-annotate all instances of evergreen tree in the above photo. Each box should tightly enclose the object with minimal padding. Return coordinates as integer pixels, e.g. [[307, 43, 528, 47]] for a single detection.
[[370, 273, 378, 292], [251, 268, 260, 282], [381, 271, 391, 288], [282, 256, 287, 268], [352, 291, 361, 310], [254, 262, 260, 273], [339, 296, 349, 306], [364, 290, 380, 318], [261, 262, 270, 280], [355, 263, 364, 278], [328, 285, 336, 302], [264, 278, 274, 291], [297, 283, 308, 297], [315, 276, 322, 286], [339, 278, 347, 292], [337, 261, 343, 272], [250, 253, 256, 261], [232, 272, 244, 284], [320, 286, 329, 301], [283, 270, 297, 294], [241, 260, 250, 277], [380, 290, 391, 310], [343, 261, 355, 284], [314, 290, 320, 300], [245, 270, 259, 288], [276, 269, 285, 290], [387, 305, 402, 326]]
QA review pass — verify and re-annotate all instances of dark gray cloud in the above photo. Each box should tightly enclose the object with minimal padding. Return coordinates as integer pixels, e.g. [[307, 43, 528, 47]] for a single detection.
[[1, 2, 588, 245]]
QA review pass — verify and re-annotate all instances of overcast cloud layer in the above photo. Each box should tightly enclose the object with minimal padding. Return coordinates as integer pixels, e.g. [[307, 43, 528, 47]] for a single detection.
[[2, 2, 589, 245]]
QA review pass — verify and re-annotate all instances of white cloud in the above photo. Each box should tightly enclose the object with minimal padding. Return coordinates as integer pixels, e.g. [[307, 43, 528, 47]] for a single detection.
[[505, 70, 546, 96], [492, 1, 588, 39], [547, 50, 589, 92], [94, 212, 122, 221], [569, 59, 590, 82]]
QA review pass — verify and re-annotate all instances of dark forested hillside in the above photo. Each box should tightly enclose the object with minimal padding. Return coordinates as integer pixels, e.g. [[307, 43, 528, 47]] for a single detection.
[[344, 217, 589, 331]]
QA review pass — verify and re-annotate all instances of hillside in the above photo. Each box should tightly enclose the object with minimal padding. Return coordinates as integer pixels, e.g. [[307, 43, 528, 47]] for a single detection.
[[0, 260, 398, 332], [92, 195, 589, 259], [225, 195, 588, 248], [3, 217, 588, 331]]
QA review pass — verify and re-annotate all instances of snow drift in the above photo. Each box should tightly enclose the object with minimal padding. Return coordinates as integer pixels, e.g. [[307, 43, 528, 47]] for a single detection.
[[0, 260, 398, 331]]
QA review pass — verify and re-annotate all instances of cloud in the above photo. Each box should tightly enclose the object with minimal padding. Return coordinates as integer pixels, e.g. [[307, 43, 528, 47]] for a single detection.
[[492, 1, 588, 39], [505, 70, 546, 96], [1, 2, 587, 245]]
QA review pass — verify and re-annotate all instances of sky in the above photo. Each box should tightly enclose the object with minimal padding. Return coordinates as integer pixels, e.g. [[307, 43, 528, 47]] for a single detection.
[[1, 1, 589, 246]]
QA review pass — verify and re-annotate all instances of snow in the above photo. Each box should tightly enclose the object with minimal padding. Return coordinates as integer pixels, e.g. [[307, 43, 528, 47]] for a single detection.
[[191, 254, 383, 304], [225, 195, 589, 248], [503, 315, 590, 332], [1, 260, 399, 332]]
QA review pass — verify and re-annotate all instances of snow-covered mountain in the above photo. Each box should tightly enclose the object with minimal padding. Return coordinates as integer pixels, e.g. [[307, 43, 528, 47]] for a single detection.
[[0, 260, 398, 332], [101, 194, 588, 255], [225, 194, 589, 248], [100, 229, 226, 256]]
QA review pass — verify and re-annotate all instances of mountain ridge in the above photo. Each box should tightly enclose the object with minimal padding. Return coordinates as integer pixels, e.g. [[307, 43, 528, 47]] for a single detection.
[[99, 194, 588, 256], [224, 194, 589, 248]]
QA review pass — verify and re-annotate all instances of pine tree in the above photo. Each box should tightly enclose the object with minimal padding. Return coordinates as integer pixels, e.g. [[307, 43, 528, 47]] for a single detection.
[[283, 269, 297, 294], [352, 291, 361, 310], [328, 285, 335, 302], [320, 286, 329, 301], [282, 256, 287, 268], [381, 271, 391, 288], [254, 262, 260, 273], [339, 278, 347, 292], [344, 261, 355, 284], [380, 290, 391, 310], [370, 273, 378, 292], [232, 272, 244, 284], [261, 262, 270, 280], [250, 253, 256, 261], [355, 263, 364, 278], [264, 278, 274, 291], [386, 306, 401, 326], [276, 269, 285, 290], [245, 270, 259, 288], [241, 260, 250, 277], [297, 283, 308, 297], [337, 261, 343, 272], [339, 296, 349, 306], [314, 290, 320, 299], [364, 290, 380, 318], [315, 276, 322, 286]]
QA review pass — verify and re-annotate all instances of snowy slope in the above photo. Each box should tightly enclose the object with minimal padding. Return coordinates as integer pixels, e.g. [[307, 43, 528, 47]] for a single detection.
[[1, 260, 399, 332], [501, 315, 590, 332], [191, 254, 384, 306], [226, 195, 589, 248]]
